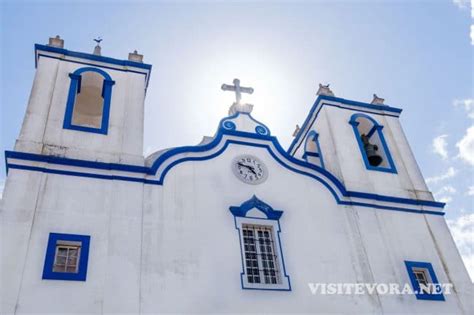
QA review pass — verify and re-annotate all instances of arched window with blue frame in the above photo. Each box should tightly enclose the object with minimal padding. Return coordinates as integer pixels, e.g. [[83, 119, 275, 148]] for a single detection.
[[302, 130, 325, 169], [349, 113, 397, 173], [63, 67, 115, 134]]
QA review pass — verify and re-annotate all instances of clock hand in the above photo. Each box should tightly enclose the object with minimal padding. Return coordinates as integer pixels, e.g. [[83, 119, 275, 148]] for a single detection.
[[237, 162, 257, 175]]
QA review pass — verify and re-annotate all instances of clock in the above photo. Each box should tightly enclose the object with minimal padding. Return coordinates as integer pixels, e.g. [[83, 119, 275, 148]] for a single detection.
[[232, 155, 268, 185]]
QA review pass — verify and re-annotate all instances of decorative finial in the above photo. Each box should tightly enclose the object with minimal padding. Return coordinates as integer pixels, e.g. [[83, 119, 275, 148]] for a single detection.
[[93, 37, 102, 56], [316, 83, 335, 97], [371, 94, 385, 105], [292, 124, 300, 137], [221, 78, 254, 115], [48, 35, 64, 48], [128, 49, 144, 63]]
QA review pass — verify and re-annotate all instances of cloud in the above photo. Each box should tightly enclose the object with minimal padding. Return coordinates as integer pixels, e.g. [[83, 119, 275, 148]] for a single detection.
[[434, 185, 457, 205], [456, 125, 474, 165], [447, 213, 474, 282], [0, 179, 4, 200], [471, 25, 474, 45], [435, 185, 457, 195], [453, 99, 474, 119], [452, 0, 470, 9], [432, 135, 449, 159], [468, 186, 474, 196], [426, 167, 458, 184]]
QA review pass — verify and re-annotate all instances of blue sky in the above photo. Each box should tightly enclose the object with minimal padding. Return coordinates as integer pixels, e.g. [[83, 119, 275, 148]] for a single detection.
[[1, 0, 472, 279]]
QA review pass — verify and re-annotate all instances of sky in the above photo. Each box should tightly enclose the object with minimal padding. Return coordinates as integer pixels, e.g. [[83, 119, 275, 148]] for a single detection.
[[1, 0, 473, 279]]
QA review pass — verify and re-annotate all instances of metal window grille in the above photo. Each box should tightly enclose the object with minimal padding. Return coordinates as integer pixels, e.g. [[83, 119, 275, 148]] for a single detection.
[[242, 224, 280, 285]]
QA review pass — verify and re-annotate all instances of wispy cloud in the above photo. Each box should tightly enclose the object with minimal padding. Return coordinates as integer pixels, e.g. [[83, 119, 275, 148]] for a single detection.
[[456, 125, 474, 166], [434, 185, 457, 205], [454, 99, 474, 119], [467, 185, 474, 196], [426, 167, 458, 184], [452, 1, 473, 44], [447, 213, 474, 282], [471, 24, 474, 45], [432, 134, 449, 159], [452, 0, 470, 9], [435, 185, 457, 195]]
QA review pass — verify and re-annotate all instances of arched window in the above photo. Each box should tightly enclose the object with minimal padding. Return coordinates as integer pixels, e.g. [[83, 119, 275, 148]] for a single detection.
[[63, 67, 115, 134], [349, 113, 397, 173], [302, 130, 325, 168]]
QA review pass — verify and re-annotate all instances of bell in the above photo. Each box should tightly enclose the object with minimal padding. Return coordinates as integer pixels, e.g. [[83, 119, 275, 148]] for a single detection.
[[361, 134, 383, 166]]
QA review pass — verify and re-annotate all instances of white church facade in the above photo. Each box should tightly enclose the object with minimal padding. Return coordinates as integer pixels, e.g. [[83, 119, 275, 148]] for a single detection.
[[1, 37, 472, 314]]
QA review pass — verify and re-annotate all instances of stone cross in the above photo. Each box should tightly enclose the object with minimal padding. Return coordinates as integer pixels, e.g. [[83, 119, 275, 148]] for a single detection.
[[221, 78, 254, 104]]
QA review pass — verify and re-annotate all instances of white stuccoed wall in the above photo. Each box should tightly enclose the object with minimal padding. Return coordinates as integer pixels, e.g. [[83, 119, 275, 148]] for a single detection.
[[2, 139, 472, 314], [294, 102, 432, 201], [1, 44, 472, 314], [15, 50, 148, 164]]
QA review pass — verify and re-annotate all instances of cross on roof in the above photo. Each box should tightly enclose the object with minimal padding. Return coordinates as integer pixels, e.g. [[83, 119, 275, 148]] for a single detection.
[[221, 78, 254, 104]]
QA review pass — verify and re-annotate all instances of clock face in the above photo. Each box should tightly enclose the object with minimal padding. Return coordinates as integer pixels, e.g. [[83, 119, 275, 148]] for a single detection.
[[232, 155, 268, 185]]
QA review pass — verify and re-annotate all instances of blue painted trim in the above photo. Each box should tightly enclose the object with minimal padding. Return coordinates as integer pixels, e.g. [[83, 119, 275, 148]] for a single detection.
[[303, 130, 325, 169], [230, 195, 283, 220], [36, 54, 151, 88], [42, 232, 90, 281], [35, 44, 152, 70], [288, 95, 402, 154], [63, 67, 115, 135], [302, 152, 320, 159], [349, 113, 397, 174], [404, 261, 445, 301], [6, 163, 445, 216], [366, 125, 378, 139], [231, 197, 291, 291], [218, 112, 271, 136], [4, 127, 445, 213]]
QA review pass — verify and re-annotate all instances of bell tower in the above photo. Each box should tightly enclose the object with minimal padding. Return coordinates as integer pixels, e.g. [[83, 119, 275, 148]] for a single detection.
[[289, 86, 433, 201], [15, 36, 152, 164]]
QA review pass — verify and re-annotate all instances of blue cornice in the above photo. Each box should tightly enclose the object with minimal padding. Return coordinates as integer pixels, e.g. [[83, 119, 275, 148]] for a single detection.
[[288, 95, 403, 155], [34, 44, 152, 71], [4, 127, 445, 215]]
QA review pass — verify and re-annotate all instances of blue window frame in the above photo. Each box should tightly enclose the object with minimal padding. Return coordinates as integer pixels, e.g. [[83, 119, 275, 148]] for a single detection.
[[229, 195, 291, 291], [63, 67, 115, 135], [349, 113, 397, 173], [42, 232, 91, 281], [302, 130, 325, 168], [404, 261, 445, 301]]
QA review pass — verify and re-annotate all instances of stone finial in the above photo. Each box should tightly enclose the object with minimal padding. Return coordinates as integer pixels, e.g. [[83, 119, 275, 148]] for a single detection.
[[316, 83, 335, 97], [93, 37, 102, 56], [228, 103, 254, 116], [292, 124, 300, 137], [128, 50, 144, 63], [48, 35, 64, 48], [371, 94, 385, 105]]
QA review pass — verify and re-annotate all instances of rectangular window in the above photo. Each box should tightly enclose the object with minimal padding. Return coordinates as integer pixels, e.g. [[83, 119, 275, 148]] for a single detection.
[[43, 233, 90, 281], [404, 261, 445, 301], [242, 224, 280, 285], [413, 268, 431, 293], [53, 241, 81, 273]]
